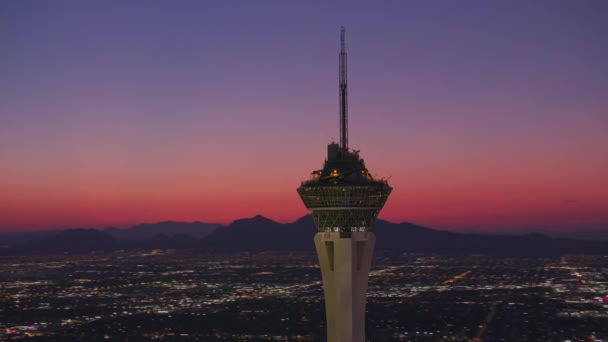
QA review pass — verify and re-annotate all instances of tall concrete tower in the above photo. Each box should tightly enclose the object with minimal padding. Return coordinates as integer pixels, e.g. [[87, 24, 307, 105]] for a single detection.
[[297, 27, 392, 342]]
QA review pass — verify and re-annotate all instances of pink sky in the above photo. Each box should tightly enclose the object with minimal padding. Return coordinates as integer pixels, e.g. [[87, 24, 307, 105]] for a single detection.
[[1, 2, 607, 232]]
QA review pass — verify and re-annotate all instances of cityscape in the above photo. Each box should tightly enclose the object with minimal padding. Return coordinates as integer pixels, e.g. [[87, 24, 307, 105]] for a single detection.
[[2, 2, 607, 341], [2, 250, 608, 341]]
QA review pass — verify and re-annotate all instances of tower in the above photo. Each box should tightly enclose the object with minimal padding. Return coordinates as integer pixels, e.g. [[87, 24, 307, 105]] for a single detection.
[[297, 27, 392, 342]]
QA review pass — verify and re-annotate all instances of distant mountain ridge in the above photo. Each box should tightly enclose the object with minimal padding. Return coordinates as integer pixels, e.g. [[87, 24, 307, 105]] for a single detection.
[[1, 215, 608, 257], [200, 215, 315, 252], [103, 221, 218, 240]]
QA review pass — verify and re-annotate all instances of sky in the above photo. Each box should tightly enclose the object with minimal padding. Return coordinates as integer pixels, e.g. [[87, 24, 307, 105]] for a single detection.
[[1, 1, 607, 232]]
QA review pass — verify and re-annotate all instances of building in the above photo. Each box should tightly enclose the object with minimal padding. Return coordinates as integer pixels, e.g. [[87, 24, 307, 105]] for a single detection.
[[297, 27, 393, 342]]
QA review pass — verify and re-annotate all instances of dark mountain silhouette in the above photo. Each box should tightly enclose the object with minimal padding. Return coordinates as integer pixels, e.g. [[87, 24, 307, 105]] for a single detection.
[[374, 221, 608, 257], [0, 230, 62, 247], [4, 229, 205, 255], [0, 221, 218, 252], [2, 215, 608, 257], [20, 229, 123, 254], [201, 215, 315, 252], [104, 221, 218, 240], [200, 217, 608, 257], [554, 230, 608, 241]]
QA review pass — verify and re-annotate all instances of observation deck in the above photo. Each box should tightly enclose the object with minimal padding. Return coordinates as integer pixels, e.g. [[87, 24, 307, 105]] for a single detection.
[[297, 143, 392, 234]]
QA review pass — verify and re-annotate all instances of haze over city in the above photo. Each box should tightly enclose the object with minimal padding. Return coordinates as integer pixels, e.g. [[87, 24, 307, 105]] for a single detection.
[[1, 1, 607, 232]]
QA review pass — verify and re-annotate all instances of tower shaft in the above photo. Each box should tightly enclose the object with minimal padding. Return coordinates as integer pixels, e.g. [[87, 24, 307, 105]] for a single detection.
[[315, 231, 375, 342], [339, 26, 348, 151]]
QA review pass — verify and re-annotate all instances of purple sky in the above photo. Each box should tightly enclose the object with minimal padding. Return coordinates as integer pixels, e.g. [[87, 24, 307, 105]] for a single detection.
[[1, 1, 607, 232]]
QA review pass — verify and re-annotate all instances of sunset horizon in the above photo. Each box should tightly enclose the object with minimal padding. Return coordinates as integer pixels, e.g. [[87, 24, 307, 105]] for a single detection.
[[2, 2, 607, 233]]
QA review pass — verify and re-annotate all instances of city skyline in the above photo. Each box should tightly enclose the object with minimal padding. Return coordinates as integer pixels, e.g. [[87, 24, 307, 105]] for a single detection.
[[1, 1, 607, 232]]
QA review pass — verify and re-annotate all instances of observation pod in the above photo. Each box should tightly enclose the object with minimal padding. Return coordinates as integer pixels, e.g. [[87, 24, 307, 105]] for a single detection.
[[298, 144, 392, 236]]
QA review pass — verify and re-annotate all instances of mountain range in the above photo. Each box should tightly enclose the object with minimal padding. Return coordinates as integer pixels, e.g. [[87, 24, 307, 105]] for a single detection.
[[1, 215, 607, 257]]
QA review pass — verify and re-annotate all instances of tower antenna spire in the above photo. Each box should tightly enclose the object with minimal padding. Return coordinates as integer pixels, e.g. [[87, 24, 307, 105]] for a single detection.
[[339, 26, 348, 151]]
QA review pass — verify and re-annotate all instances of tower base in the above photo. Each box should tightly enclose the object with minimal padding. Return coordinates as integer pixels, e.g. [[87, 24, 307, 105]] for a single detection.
[[314, 231, 375, 342]]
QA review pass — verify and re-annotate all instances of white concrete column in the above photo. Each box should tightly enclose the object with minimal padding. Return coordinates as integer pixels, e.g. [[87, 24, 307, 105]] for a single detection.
[[314, 231, 375, 342]]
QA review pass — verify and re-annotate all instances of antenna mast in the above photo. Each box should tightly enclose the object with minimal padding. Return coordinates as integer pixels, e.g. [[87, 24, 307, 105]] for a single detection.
[[339, 26, 348, 151]]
